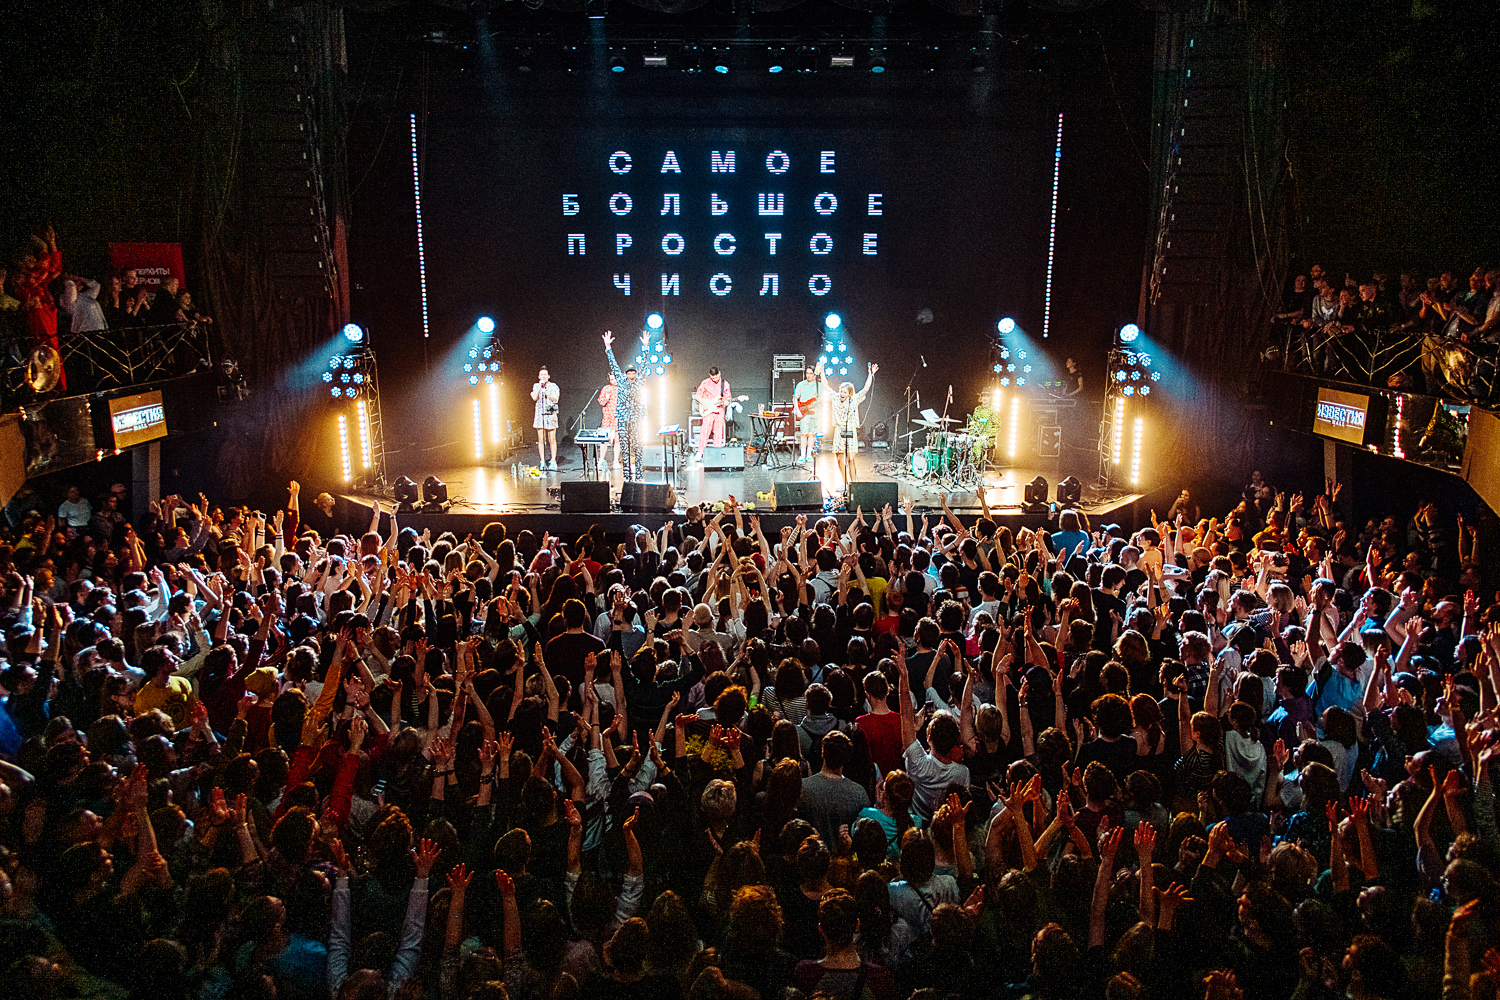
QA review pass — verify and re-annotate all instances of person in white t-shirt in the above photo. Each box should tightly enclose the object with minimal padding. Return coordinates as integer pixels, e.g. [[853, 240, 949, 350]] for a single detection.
[[894, 643, 968, 822]]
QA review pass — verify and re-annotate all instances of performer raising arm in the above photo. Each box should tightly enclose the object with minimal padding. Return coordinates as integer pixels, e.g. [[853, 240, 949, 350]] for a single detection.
[[530, 368, 560, 470], [826, 362, 878, 484], [602, 330, 646, 481]]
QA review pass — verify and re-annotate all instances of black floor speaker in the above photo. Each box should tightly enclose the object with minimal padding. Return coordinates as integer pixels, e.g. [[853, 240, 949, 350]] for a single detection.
[[847, 481, 898, 511], [560, 481, 611, 513], [620, 481, 676, 513], [774, 480, 824, 511]]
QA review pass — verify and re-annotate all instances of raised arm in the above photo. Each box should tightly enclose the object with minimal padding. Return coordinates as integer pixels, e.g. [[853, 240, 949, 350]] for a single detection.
[[896, 643, 917, 749]]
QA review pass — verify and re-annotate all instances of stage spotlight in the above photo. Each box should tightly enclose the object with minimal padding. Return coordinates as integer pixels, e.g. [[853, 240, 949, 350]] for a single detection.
[[824, 313, 842, 330], [476, 316, 495, 333], [1022, 476, 1049, 515], [766, 47, 785, 73], [643, 51, 667, 68], [794, 46, 816, 73], [997, 317, 1016, 335], [342, 323, 365, 344], [394, 476, 419, 511], [646, 313, 664, 331], [609, 53, 626, 73], [422, 475, 449, 505], [1118, 323, 1141, 344], [869, 48, 887, 73], [711, 47, 730, 73], [830, 52, 854, 68], [1056, 476, 1081, 505]]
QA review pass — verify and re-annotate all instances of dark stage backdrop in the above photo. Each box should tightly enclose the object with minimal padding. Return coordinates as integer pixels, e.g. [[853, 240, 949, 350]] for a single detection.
[[384, 94, 1057, 450]]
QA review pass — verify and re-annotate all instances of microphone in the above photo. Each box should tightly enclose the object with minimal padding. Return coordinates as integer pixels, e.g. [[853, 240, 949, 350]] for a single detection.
[[921, 355, 928, 368]]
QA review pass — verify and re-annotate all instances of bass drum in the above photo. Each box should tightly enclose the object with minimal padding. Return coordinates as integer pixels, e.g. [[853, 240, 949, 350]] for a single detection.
[[909, 450, 932, 477]]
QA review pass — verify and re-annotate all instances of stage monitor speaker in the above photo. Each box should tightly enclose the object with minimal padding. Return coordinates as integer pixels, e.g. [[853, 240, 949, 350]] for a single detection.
[[560, 481, 611, 513], [847, 481, 898, 511], [1056, 476, 1082, 506], [620, 482, 675, 513], [774, 480, 823, 511], [640, 445, 670, 470], [700, 445, 745, 471]]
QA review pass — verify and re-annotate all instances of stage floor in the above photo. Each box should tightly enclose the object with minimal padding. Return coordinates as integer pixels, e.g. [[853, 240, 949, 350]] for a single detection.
[[357, 444, 1144, 518]]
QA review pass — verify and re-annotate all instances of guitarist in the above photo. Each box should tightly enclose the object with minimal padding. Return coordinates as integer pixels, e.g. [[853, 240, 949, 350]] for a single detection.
[[794, 364, 823, 465], [693, 366, 745, 462]]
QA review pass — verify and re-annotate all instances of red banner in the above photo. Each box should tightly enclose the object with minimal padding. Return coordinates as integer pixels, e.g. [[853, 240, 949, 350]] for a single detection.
[[107, 243, 186, 288]]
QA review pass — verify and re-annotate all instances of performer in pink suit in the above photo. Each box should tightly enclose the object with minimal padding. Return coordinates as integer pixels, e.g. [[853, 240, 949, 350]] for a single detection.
[[693, 367, 729, 459]]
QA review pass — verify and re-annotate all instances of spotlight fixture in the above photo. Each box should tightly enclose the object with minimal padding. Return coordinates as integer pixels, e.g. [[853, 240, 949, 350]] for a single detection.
[[766, 47, 785, 73], [342, 323, 365, 344], [710, 47, 730, 73], [679, 45, 702, 73], [645, 313, 664, 331], [476, 316, 495, 334], [824, 313, 842, 331], [422, 475, 449, 507], [608, 52, 626, 73], [996, 317, 1016, 335], [794, 46, 816, 73], [1022, 476, 1050, 515], [869, 48, 887, 73], [1118, 322, 1141, 344], [393, 476, 419, 511], [830, 53, 854, 68], [1056, 476, 1082, 505], [643, 51, 667, 68]]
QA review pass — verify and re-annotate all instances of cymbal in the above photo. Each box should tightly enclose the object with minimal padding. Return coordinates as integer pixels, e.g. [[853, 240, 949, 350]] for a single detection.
[[913, 419, 944, 429]]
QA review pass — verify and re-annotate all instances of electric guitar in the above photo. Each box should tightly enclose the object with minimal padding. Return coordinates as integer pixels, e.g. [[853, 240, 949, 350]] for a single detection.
[[700, 393, 748, 418]]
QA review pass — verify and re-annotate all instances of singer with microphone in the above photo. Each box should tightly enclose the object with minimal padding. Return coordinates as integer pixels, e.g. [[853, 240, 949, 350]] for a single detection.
[[597, 373, 620, 469], [530, 367, 561, 470], [823, 361, 879, 484]]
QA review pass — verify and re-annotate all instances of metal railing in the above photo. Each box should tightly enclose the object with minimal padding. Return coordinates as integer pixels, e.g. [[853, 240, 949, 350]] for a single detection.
[[1275, 321, 1495, 404], [1, 322, 212, 400]]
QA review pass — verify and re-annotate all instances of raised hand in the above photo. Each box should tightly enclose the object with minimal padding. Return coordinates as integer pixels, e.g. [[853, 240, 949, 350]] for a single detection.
[[447, 863, 472, 895], [1134, 822, 1156, 859], [412, 837, 441, 879]]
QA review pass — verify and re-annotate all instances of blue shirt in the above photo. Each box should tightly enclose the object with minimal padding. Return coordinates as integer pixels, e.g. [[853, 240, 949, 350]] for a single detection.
[[1307, 667, 1363, 721], [1051, 530, 1089, 563]]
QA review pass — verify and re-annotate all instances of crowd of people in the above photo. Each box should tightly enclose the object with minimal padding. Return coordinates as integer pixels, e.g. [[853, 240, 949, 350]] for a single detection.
[[1274, 262, 1500, 399], [0, 469, 1493, 1000], [1, 226, 214, 393]]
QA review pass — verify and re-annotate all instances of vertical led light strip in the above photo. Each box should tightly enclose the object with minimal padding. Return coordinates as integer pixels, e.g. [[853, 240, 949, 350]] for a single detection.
[[1393, 395, 1405, 459], [338, 415, 352, 482], [1007, 395, 1020, 457], [659, 375, 668, 431], [1112, 397, 1125, 465], [472, 399, 484, 460], [488, 382, 502, 445], [1042, 112, 1063, 340], [356, 400, 372, 470], [410, 113, 431, 342], [1130, 417, 1144, 486]]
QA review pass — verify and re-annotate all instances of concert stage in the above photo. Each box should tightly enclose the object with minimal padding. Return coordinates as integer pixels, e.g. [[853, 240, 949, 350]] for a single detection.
[[336, 446, 1157, 540]]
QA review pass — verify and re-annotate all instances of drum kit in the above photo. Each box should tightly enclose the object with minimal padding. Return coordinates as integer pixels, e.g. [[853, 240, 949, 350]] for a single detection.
[[905, 414, 990, 486]]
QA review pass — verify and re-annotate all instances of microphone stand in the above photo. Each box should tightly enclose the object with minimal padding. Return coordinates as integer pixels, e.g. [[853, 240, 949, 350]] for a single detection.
[[569, 387, 605, 437], [887, 358, 923, 460]]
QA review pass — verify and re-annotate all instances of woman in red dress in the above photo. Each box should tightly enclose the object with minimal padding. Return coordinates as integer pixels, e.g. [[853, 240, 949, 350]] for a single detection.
[[598, 373, 620, 468]]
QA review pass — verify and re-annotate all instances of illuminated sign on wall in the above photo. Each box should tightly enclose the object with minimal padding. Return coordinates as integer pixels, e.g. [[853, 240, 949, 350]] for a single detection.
[[1313, 387, 1369, 445], [108, 391, 168, 449]]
